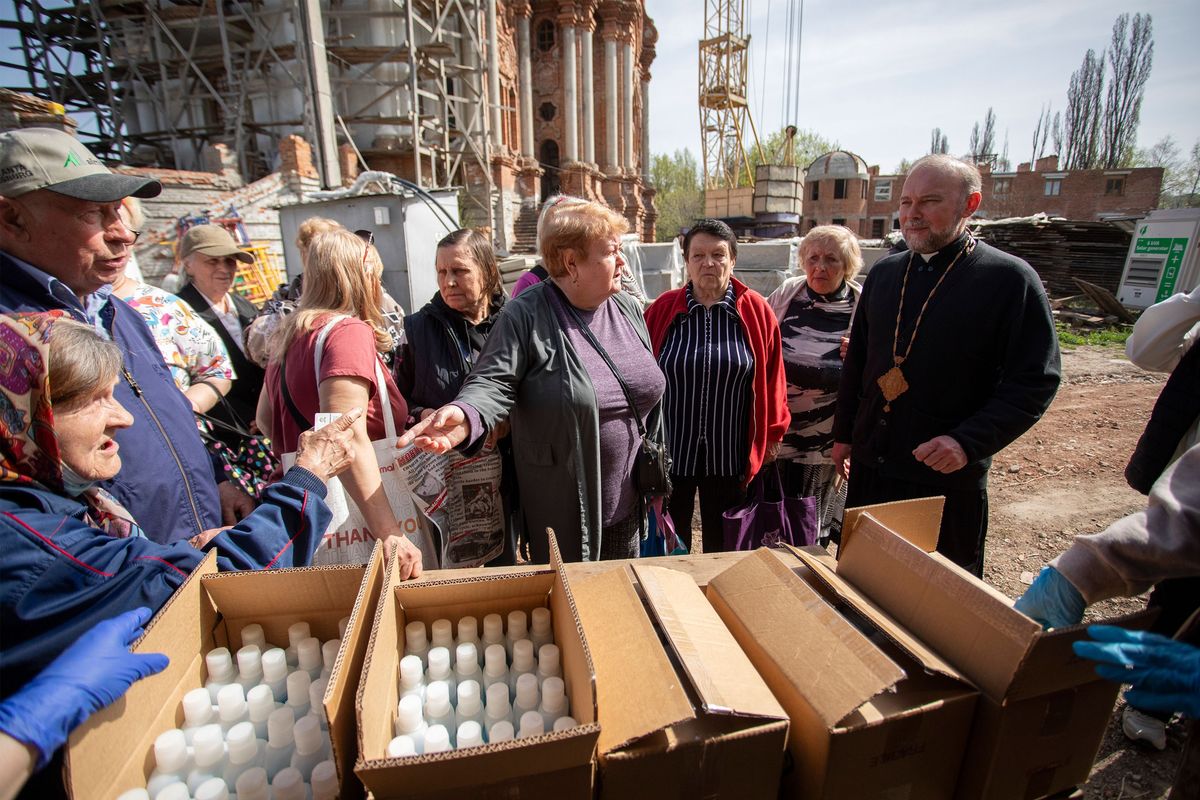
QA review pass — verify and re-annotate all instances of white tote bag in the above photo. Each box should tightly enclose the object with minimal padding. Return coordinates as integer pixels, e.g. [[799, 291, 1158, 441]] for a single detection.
[[283, 316, 441, 566]]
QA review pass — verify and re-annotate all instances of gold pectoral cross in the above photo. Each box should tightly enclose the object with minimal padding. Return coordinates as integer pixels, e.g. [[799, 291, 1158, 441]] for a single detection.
[[877, 359, 909, 412]]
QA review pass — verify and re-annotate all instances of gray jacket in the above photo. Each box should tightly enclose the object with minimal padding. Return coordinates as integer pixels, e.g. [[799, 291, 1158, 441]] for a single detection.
[[458, 281, 663, 563]]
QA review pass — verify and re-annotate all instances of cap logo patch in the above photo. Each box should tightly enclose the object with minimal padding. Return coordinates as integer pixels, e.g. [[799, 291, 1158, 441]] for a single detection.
[[63, 152, 81, 168], [0, 165, 34, 184]]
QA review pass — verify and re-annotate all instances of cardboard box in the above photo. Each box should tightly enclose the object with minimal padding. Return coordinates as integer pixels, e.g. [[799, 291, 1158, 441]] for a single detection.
[[705, 548, 977, 799], [66, 543, 387, 800], [811, 498, 1153, 800], [354, 531, 600, 799], [571, 563, 789, 799]]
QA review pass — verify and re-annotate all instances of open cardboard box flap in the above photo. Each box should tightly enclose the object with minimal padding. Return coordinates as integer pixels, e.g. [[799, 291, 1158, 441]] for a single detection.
[[631, 564, 786, 721], [705, 549, 903, 728], [841, 496, 944, 555]]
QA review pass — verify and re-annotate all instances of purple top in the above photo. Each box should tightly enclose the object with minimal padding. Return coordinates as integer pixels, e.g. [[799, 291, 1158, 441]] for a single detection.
[[511, 269, 544, 298]]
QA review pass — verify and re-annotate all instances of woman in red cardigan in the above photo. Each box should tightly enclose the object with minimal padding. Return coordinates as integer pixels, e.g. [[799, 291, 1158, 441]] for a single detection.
[[644, 219, 789, 553]]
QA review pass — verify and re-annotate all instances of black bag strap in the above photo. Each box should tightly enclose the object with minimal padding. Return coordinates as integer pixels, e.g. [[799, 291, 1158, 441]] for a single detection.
[[531, 264, 549, 281], [278, 356, 311, 429]]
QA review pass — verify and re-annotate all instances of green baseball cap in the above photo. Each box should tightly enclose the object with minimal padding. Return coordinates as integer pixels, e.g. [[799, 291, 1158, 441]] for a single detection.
[[0, 127, 161, 202], [179, 224, 255, 264]]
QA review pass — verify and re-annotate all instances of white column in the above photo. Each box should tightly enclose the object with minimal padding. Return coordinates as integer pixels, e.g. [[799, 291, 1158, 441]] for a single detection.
[[581, 27, 595, 165], [641, 78, 650, 179], [517, 16, 534, 158], [562, 23, 578, 161], [604, 36, 618, 171], [486, 0, 504, 151], [621, 40, 634, 171]]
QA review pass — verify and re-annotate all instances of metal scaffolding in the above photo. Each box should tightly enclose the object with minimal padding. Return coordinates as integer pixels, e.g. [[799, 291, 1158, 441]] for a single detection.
[[697, 0, 763, 190]]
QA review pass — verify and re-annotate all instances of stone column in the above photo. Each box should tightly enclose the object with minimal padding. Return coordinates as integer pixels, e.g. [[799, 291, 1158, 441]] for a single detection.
[[516, 14, 535, 158], [621, 39, 634, 171], [486, 0, 504, 152], [604, 35, 618, 171], [562, 21, 579, 162], [640, 78, 650, 180], [581, 26, 596, 166]]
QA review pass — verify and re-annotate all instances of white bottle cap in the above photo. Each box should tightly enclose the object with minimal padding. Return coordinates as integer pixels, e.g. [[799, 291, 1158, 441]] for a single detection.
[[483, 644, 507, 677], [267, 706, 296, 747], [515, 672, 539, 708], [294, 714, 323, 756], [272, 767, 305, 800], [287, 621, 311, 648], [456, 720, 484, 748], [457, 615, 479, 644], [116, 790, 151, 800], [456, 642, 479, 674], [155, 785, 189, 800], [541, 676, 567, 714], [194, 777, 230, 800], [240, 624, 267, 652], [247, 684, 276, 723], [512, 639, 535, 673], [424, 724, 451, 753], [488, 720, 514, 742], [507, 610, 528, 639], [538, 644, 561, 676], [205, 647, 235, 682], [262, 647, 288, 683], [322, 639, 341, 672], [227, 721, 258, 764], [395, 694, 424, 735], [386, 734, 416, 757], [235, 767, 269, 798], [431, 618, 454, 649], [311, 760, 338, 797], [425, 680, 451, 717], [486, 681, 510, 713], [309, 676, 329, 715], [531, 607, 552, 637], [456, 680, 482, 715], [399, 654, 424, 688], [287, 670, 311, 707], [236, 645, 263, 680], [298, 637, 322, 673], [553, 715, 578, 732], [338, 615, 351, 639], [482, 613, 504, 644], [153, 728, 188, 772], [427, 646, 452, 680], [405, 620, 428, 653], [217, 683, 247, 723], [192, 724, 225, 767], [182, 687, 215, 727], [518, 710, 545, 738]]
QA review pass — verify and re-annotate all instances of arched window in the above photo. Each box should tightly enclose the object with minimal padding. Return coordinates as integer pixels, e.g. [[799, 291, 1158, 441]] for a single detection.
[[536, 20, 556, 52], [540, 139, 560, 198]]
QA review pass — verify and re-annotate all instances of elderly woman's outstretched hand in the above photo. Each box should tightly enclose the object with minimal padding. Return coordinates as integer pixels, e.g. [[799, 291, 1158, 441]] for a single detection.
[[294, 407, 361, 482], [397, 404, 469, 454]]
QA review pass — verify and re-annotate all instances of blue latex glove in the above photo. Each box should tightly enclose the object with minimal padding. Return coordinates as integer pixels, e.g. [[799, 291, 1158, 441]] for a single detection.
[[0, 608, 169, 768], [1014, 566, 1087, 629], [1073, 625, 1200, 718]]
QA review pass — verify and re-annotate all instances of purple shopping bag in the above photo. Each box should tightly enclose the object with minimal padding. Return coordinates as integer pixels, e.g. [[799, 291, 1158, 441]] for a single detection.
[[722, 463, 819, 551]]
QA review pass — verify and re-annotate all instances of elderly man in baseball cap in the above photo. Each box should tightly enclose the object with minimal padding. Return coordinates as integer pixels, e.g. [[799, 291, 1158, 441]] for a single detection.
[[0, 127, 255, 544]]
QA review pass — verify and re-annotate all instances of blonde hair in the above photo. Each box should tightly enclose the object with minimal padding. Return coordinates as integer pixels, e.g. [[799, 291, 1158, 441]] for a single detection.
[[539, 201, 629, 278], [798, 225, 864, 282], [270, 228, 393, 361], [295, 216, 344, 269]]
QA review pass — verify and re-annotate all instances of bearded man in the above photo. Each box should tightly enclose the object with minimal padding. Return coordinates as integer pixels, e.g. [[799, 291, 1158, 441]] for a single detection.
[[831, 154, 1060, 576]]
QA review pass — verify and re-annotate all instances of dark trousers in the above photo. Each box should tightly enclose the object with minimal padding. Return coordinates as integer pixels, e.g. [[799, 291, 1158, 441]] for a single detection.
[[845, 463, 988, 577], [668, 472, 746, 555]]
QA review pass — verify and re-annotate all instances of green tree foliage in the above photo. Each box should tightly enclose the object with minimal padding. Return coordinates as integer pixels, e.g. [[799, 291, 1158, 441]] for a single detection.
[[1136, 136, 1200, 208], [748, 127, 839, 174], [650, 148, 704, 242]]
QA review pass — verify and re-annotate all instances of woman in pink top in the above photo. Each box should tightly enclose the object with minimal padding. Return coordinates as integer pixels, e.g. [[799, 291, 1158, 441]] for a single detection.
[[258, 228, 423, 578]]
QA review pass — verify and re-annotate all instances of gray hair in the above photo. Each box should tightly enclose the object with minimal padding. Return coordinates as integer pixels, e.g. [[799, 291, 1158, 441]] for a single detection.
[[798, 225, 864, 282], [47, 318, 123, 411], [909, 154, 982, 204]]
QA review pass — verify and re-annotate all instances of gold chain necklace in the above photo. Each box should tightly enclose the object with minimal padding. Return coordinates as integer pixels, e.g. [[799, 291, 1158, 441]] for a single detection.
[[877, 235, 976, 412]]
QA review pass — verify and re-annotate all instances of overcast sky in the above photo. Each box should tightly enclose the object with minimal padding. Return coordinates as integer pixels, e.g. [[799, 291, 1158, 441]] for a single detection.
[[644, 0, 1200, 172]]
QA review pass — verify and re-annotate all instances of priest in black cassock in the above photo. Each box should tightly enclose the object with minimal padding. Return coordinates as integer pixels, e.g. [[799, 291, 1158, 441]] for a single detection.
[[832, 154, 1061, 576]]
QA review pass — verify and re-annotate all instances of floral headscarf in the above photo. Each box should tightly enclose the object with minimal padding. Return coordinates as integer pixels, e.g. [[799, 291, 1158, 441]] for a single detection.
[[0, 312, 143, 538]]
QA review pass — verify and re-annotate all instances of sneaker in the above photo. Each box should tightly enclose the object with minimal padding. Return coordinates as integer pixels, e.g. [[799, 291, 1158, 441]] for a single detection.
[[1122, 705, 1167, 750]]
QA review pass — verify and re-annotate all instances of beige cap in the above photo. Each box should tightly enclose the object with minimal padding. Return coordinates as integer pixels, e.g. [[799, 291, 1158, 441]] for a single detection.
[[179, 224, 255, 264], [0, 127, 160, 201]]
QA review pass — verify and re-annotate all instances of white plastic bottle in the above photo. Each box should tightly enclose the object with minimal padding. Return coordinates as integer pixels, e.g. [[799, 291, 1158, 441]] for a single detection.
[[297, 636, 323, 681], [509, 639, 536, 695], [264, 706, 296, 781], [456, 616, 480, 660], [320, 638, 341, 682], [308, 675, 329, 731], [456, 719, 484, 750], [234, 766, 271, 800], [426, 647, 456, 697], [338, 615, 351, 639], [513, 672, 540, 723], [482, 644, 508, 694], [539, 676, 569, 732], [454, 680, 485, 731], [193, 776, 230, 800], [537, 644, 562, 689], [236, 644, 263, 691], [423, 681, 455, 745], [529, 607, 553, 651], [146, 729, 189, 798], [386, 734, 416, 757], [311, 759, 339, 800], [394, 694, 427, 754], [186, 724, 226, 795], [246, 684, 277, 741], [181, 686, 216, 744], [217, 683, 249, 735], [481, 613, 504, 655], [398, 653, 426, 702], [484, 681, 513, 731], [286, 669, 312, 721], [223, 721, 263, 791], [423, 724, 451, 754], [240, 623, 267, 653], [271, 766, 307, 800], [505, 610, 528, 660], [405, 620, 430, 667], [553, 715, 578, 732], [262, 647, 289, 703], [488, 720, 515, 743], [285, 621, 311, 667], [454, 642, 481, 687], [517, 710, 545, 739], [430, 618, 454, 651], [291, 714, 331, 781], [204, 647, 236, 704]]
